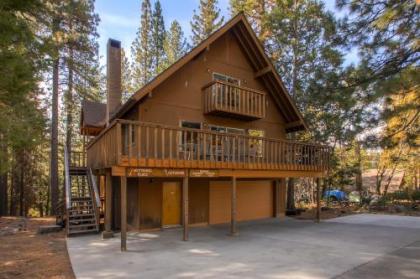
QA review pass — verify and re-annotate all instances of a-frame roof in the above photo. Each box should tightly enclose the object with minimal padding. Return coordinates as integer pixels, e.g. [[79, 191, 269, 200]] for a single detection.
[[112, 13, 307, 132]]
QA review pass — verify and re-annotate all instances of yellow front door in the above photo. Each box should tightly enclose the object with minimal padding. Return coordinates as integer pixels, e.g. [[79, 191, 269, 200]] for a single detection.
[[162, 182, 181, 227]]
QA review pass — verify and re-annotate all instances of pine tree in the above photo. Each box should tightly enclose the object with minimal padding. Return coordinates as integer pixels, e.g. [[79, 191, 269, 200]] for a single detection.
[[121, 48, 134, 102], [265, 0, 354, 209], [132, 0, 153, 88], [163, 20, 188, 68], [190, 0, 224, 45], [62, 0, 100, 156], [230, 0, 274, 44], [337, 0, 419, 83], [151, 0, 166, 75]]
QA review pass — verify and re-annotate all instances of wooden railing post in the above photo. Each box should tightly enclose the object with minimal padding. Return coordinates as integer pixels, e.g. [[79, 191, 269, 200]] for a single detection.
[[182, 175, 189, 241], [121, 175, 127, 251], [116, 122, 122, 165], [230, 176, 238, 236]]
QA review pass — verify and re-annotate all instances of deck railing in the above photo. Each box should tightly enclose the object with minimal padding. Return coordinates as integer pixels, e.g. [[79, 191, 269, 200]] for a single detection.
[[69, 150, 87, 168], [87, 120, 330, 172], [203, 80, 266, 120]]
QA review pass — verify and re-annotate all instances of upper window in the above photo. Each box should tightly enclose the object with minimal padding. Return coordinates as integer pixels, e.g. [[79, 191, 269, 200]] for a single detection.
[[213, 72, 240, 86]]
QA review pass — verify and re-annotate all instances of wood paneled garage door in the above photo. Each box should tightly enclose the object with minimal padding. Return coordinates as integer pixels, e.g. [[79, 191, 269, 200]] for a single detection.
[[209, 180, 273, 224]]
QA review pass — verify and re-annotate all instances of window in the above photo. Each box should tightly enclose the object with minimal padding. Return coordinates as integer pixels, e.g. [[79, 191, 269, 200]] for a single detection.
[[212, 72, 240, 85], [181, 121, 201, 130], [208, 124, 245, 134]]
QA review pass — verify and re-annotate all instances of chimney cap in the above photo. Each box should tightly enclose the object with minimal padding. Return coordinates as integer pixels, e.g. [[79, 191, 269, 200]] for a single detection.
[[108, 38, 121, 48]]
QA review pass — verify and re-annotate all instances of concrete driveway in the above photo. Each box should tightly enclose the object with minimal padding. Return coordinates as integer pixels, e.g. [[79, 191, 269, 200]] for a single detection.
[[67, 214, 420, 279]]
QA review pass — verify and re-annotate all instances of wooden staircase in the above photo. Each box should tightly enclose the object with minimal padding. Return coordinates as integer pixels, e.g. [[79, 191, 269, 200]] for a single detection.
[[64, 147, 101, 236]]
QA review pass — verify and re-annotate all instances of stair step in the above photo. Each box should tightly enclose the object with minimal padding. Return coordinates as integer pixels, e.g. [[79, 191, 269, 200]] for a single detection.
[[69, 215, 95, 220], [69, 213, 95, 217], [68, 228, 98, 235], [69, 223, 97, 229], [70, 204, 93, 207], [69, 211, 94, 216], [69, 213, 95, 219], [69, 206, 93, 210], [70, 204, 93, 208], [69, 218, 96, 224], [71, 198, 92, 202]]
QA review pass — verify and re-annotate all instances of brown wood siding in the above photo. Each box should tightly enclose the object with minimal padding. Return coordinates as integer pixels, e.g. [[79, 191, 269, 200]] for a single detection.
[[137, 31, 286, 140], [139, 178, 162, 229], [127, 178, 139, 229], [209, 181, 231, 224], [189, 179, 209, 224], [209, 180, 273, 224]]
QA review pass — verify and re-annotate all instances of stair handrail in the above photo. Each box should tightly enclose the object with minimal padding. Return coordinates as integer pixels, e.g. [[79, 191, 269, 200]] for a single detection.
[[89, 168, 101, 208], [64, 145, 71, 210]]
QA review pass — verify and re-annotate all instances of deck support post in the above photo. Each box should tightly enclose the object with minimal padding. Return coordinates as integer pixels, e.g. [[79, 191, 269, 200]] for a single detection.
[[230, 176, 237, 236], [274, 180, 280, 218], [182, 176, 189, 241], [103, 172, 113, 239], [316, 178, 321, 223], [121, 176, 127, 251]]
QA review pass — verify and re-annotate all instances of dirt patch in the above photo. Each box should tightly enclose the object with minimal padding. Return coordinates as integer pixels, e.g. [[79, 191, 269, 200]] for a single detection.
[[292, 204, 360, 220], [0, 217, 75, 279], [293, 203, 420, 220]]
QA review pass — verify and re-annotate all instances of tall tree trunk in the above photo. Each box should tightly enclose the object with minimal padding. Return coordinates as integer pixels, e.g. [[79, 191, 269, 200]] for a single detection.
[[355, 141, 362, 192], [19, 150, 25, 216], [287, 178, 296, 210], [50, 56, 59, 215], [286, 0, 298, 211], [0, 171, 7, 216], [0, 135, 8, 216], [10, 154, 19, 216], [66, 20, 74, 157]]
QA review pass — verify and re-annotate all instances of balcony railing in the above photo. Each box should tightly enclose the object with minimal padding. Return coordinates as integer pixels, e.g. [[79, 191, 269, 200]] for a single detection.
[[87, 120, 330, 172], [203, 80, 266, 120]]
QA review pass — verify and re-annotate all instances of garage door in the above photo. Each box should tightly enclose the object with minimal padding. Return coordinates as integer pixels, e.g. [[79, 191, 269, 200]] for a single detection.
[[209, 180, 273, 224]]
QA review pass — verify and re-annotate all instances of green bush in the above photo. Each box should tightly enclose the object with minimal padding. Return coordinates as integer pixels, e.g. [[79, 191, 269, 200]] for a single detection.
[[411, 190, 420, 201], [389, 191, 409, 201], [387, 190, 420, 202]]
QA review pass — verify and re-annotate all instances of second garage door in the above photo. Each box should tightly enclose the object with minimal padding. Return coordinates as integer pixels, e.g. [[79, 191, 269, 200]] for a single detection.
[[209, 180, 273, 224]]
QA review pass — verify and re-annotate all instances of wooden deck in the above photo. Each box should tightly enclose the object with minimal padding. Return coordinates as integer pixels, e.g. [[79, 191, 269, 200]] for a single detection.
[[87, 120, 330, 176], [202, 80, 266, 120]]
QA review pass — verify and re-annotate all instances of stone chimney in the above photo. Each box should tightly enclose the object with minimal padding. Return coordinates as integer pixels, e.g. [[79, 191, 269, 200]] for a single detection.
[[106, 38, 122, 125]]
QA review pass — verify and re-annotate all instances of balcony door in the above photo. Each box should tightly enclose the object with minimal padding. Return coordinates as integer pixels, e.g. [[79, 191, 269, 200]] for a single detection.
[[212, 73, 241, 109]]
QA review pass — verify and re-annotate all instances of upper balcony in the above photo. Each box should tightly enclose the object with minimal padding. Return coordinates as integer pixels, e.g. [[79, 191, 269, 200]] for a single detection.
[[202, 80, 266, 120], [86, 120, 330, 175]]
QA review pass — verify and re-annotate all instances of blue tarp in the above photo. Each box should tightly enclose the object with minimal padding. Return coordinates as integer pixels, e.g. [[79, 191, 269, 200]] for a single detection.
[[324, 190, 347, 201]]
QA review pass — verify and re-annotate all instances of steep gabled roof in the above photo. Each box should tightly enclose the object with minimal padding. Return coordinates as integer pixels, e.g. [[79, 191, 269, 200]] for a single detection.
[[112, 13, 307, 132]]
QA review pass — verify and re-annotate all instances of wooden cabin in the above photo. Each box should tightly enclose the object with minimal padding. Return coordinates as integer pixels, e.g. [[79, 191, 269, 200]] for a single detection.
[[81, 14, 330, 250]]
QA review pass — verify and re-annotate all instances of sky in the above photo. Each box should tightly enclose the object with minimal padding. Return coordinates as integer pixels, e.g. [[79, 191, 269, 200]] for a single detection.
[[95, 0, 354, 66]]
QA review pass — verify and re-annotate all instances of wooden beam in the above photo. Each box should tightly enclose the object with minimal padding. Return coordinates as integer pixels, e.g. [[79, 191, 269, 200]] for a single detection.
[[231, 176, 238, 236], [273, 180, 280, 218], [316, 178, 321, 223], [285, 120, 303, 129], [182, 176, 189, 241], [254, 66, 271, 78], [104, 172, 113, 237], [218, 169, 326, 178], [121, 176, 127, 251]]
